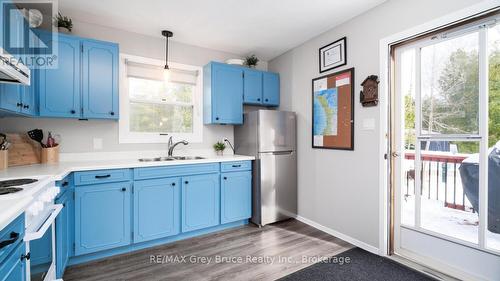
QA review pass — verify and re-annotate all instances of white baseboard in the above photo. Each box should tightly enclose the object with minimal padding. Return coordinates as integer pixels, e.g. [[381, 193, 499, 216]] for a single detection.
[[294, 215, 380, 255]]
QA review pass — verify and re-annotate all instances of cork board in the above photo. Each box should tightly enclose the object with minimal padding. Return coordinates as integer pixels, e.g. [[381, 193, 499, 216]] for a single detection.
[[312, 68, 354, 150]]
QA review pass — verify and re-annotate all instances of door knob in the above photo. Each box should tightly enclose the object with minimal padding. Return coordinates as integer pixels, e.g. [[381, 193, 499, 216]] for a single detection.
[[391, 152, 400, 158]]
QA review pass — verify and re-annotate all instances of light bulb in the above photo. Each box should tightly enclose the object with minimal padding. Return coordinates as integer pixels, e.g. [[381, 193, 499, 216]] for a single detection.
[[163, 67, 170, 82]]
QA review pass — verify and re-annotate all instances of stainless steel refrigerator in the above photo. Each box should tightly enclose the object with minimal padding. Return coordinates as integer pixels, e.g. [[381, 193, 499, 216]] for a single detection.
[[234, 110, 297, 226]]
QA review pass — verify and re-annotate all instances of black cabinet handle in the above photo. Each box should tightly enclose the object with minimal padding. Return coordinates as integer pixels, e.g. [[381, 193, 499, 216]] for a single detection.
[[265, 99, 269, 102], [232, 164, 242, 168], [61, 181, 69, 187], [184, 181, 189, 184], [0, 232, 19, 249], [16, 102, 22, 107], [223, 177, 227, 180], [121, 188, 126, 192], [23, 104, 29, 109], [70, 110, 76, 114], [110, 111, 115, 116], [215, 117, 219, 121], [171, 183, 176, 186], [257, 98, 261, 101], [95, 174, 111, 179], [20, 252, 30, 261]]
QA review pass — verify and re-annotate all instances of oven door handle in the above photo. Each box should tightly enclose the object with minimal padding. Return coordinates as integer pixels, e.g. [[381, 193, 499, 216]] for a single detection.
[[24, 204, 63, 242]]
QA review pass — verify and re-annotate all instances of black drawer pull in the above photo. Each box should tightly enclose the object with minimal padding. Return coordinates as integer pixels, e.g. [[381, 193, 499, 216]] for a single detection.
[[184, 181, 189, 184], [265, 99, 269, 102], [0, 232, 19, 249], [257, 98, 261, 101], [232, 164, 242, 168], [95, 174, 111, 179], [171, 183, 176, 186], [21, 252, 30, 261], [223, 177, 227, 180], [121, 188, 126, 192], [70, 109, 76, 114], [61, 181, 69, 187]]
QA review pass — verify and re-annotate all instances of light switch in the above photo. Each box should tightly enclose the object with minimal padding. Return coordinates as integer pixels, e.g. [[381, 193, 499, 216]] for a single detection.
[[93, 138, 103, 150], [362, 118, 376, 131]]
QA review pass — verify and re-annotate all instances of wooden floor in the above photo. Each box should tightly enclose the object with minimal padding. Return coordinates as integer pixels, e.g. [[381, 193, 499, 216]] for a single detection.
[[64, 219, 353, 281]]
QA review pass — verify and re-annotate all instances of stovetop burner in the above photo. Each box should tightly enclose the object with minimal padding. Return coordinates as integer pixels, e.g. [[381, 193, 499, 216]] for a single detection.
[[0, 178, 38, 188], [0, 187, 23, 195]]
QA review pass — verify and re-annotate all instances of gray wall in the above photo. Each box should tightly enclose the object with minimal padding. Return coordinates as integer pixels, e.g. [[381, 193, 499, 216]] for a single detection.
[[0, 20, 267, 153], [268, 0, 481, 248]]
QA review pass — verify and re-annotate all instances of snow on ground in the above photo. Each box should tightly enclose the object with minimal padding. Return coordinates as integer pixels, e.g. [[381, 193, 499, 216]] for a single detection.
[[402, 195, 500, 252]]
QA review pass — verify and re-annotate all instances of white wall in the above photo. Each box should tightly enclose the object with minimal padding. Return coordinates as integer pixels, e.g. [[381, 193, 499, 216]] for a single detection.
[[0, 20, 267, 153], [268, 0, 482, 249]]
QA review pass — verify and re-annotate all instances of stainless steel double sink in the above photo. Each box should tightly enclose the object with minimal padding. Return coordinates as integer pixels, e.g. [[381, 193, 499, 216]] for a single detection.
[[138, 156, 205, 162]]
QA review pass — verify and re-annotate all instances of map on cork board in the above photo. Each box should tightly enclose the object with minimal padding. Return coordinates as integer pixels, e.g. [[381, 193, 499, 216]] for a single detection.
[[312, 68, 354, 150]]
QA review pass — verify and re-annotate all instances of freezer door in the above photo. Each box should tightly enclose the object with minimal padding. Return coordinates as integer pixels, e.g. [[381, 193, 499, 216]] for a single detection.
[[258, 110, 296, 153], [258, 151, 297, 226]]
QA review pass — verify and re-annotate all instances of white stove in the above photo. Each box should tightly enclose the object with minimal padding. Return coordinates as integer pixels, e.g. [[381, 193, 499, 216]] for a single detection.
[[0, 176, 62, 281]]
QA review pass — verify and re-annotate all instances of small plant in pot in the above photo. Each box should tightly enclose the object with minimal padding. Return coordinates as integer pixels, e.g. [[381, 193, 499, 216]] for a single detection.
[[213, 141, 226, 156], [54, 12, 73, 33], [244, 54, 259, 68]]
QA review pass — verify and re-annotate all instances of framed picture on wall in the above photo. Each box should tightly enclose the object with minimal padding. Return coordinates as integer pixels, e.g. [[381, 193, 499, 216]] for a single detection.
[[312, 67, 354, 150], [319, 37, 346, 73]]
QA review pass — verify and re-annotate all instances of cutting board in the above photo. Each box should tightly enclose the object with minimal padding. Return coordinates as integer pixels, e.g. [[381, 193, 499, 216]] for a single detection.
[[7, 133, 41, 166]]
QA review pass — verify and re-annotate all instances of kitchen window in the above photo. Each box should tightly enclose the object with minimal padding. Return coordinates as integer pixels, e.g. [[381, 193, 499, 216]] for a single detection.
[[119, 54, 203, 143]]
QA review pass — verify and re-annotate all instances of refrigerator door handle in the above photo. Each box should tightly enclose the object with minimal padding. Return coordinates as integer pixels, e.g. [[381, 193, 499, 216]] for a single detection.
[[261, 150, 294, 155]]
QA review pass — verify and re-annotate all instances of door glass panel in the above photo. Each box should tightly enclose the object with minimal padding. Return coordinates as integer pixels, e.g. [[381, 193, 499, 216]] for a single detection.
[[420, 32, 479, 135], [401, 48, 416, 226], [487, 23, 500, 252], [419, 140, 479, 244]]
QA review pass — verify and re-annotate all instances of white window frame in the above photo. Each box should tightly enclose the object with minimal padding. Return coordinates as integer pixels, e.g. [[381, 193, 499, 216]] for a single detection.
[[118, 54, 203, 144]]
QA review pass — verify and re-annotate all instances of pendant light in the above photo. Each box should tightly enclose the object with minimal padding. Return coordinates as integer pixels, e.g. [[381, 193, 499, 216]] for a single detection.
[[162, 30, 173, 82]]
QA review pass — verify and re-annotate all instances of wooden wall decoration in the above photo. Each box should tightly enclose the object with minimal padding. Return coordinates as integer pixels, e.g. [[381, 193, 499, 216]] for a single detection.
[[312, 68, 354, 150], [360, 75, 379, 107]]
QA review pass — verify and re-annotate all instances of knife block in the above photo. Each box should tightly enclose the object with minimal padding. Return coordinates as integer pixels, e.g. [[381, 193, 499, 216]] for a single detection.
[[41, 146, 59, 164]]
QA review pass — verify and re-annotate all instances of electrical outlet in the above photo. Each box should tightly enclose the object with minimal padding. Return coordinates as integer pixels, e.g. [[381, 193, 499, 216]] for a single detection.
[[93, 138, 103, 150]]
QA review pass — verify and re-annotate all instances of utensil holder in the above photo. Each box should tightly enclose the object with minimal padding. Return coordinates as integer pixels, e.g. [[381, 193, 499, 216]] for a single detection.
[[41, 146, 59, 164], [0, 150, 7, 170]]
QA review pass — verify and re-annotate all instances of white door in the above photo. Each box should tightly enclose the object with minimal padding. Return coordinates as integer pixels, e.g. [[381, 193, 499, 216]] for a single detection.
[[393, 15, 500, 280]]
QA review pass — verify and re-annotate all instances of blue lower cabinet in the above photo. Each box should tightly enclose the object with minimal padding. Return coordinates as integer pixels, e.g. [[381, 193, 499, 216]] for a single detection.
[[221, 171, 252, 224], [181, 173, 220, 232], [75, 182, 131, 255], [0, 243, 27, 281], [133, 178, 180, 243], [55, 190, 73, 278]]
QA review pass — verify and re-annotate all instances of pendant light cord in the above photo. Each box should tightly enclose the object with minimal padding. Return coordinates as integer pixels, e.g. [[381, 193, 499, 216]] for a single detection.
[[165, 35, 169, 69]]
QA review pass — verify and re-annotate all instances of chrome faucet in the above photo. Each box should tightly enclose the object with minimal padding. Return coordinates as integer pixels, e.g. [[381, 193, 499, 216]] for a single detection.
[[223, 138, 235, 154], [168, 136, 189, 157]]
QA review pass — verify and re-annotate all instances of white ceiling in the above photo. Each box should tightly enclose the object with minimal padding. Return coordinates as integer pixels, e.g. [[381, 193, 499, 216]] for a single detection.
[[59, 0, 386, 61]]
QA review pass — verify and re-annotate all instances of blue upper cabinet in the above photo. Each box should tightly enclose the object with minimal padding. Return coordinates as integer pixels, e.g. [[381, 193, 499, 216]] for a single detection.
[[204, 62, 243, 124], [75, 182, 131, 256], [38, 34, 81, 118], [181, 173, 220, 232], [82, 40, 119, 119], [133, 178, 180, 243], [203, 62, 280, 124], [263, 72, 280, 106], [243, 68, 263, 104]]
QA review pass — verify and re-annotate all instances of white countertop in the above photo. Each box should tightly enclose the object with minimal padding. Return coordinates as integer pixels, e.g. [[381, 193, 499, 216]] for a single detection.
[[0, 154, 254, 230]]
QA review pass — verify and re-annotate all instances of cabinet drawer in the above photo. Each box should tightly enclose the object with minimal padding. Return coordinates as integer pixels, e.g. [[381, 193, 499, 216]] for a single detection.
[[134, 163, 219, 180], [0, 214, 24, 265], [74, 169, 132, 186], [220, 161, 252, 172]]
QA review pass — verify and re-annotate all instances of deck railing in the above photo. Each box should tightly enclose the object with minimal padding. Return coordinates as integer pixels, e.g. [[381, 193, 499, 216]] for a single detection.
[[404, 151, 473, 212]]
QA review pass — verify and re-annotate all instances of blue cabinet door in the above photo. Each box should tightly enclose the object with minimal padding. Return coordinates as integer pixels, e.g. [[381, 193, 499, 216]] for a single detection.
[[0, 243, 27, 281], [75, 182, 131, 255], [221, 171, 252, 224], [133, 178, 180, 243], [181, 173, 220, 232], [38, 34, 81, 118], [20, 69, 37, 115], [55, 190, 72, 278], [262, 72, 280, 106], [211, 63, 243, 124], [81, 40, 119, 119], [0, 84, 22, 112], [243, 68, 263, 104]]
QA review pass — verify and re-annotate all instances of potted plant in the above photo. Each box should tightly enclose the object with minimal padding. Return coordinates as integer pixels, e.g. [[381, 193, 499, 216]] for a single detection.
[[213, 141, 226, 156], [55, 12, 73, 33], [244, 54, 259, 68]]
